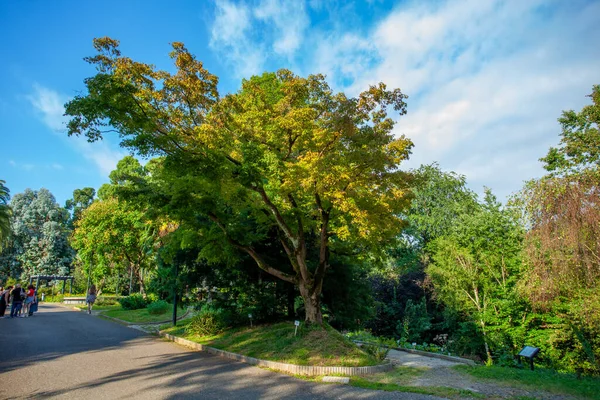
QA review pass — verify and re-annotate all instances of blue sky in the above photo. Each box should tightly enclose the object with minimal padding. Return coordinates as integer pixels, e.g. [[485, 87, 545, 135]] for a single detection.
[[1, 0, 599, 206]]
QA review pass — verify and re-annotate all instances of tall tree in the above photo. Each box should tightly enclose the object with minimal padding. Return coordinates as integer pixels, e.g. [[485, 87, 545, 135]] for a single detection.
[[427, 190, 525, 363], [2, 188, 73, 278], [72, 197, 156, 295], [0, 180, 11, 250], [512, 85, 600, 374], [64, 37, 414, 323]]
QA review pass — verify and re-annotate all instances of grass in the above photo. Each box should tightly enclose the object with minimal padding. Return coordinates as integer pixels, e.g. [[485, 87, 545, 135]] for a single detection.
[[454, 364, 600, 399], [104, 305, 183, 324], [75, 304, 121, 312], [161, 320, 380, 367], [347, 367, 486, 399]]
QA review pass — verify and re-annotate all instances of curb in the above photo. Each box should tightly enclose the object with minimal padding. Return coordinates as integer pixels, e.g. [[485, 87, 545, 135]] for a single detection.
[[159, 331, 393, 376], [352, 340, 476, 366]]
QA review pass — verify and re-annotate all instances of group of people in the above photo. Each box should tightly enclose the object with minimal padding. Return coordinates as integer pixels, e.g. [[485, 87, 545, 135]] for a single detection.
[[0, 284, 38, 318]]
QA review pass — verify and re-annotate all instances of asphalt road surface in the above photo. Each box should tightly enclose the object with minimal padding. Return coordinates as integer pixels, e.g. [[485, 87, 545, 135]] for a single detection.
[[0, 304, 441, 400]]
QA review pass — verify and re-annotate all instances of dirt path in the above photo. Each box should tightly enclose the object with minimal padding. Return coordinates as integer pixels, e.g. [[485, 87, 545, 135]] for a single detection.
[[386, 349, 575, 399]]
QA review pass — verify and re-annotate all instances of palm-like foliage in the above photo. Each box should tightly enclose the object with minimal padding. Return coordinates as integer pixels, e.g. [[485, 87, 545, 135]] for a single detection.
[[0, 180, 11, 248]]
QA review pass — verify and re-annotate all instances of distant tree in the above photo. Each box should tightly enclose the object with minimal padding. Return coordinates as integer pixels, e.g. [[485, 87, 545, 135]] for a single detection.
[[64, 37, 414, 323], [1, 188, 73, 278], [0, 180, 11, 250], [65, 187, 96, 229], [427, 190, 525, 363], [72, 197, 156, 294]]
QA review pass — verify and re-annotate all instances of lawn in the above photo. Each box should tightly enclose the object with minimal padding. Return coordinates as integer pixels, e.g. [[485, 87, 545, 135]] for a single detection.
[[344, 367, 485, 399], [104, 306, 183, 324], [454, 364, 600, 399], [161, 320, 380, 367]]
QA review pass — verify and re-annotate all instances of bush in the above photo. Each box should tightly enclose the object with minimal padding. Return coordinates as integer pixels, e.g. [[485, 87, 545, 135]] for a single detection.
[[96, 297, 119, 306], [43, 295, 64, 303], [119, 294, 149, 310], [186, 305, 235, 336], [147, 300, 170, 315]]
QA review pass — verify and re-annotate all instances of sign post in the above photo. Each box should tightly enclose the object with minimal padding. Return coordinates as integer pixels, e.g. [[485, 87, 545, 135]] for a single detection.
[[248, 313, 253, 328], [294, 320, 300, 336], [518, 346, 540, 371]]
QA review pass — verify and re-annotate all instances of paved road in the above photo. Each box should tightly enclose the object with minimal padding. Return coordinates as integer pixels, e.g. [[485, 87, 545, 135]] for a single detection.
[[0, 304, 441, 400]]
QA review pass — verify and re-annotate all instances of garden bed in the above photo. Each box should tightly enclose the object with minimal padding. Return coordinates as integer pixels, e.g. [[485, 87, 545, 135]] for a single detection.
[[161, 321, 381, 367]]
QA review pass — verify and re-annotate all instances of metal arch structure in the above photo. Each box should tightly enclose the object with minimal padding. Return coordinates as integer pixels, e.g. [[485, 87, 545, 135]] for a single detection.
[[28, 275, 75, 294]]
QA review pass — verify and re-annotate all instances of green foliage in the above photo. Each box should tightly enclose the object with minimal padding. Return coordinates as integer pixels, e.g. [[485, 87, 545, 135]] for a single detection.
[[65, 187, 95, 229], [95, 297, 119, 306], [0, 188, 73, 279], [362, 342, 391, 361], [71, 194, 157, 295], [427, 190, 526, 363], [455, 364, 600, 399], [540, 84, 600, 175], [186, 305, 234, 336], [118, 293, 149, 310], [147, 300, 169, 315], [65, 37, 414, 323], [0, 180, 11, 251], [399, 298, 431, 342]]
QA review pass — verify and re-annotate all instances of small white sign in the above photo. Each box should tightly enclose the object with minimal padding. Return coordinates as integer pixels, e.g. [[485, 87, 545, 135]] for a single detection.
[[248, 314, 253, 319], [294, 320, 300, 326]]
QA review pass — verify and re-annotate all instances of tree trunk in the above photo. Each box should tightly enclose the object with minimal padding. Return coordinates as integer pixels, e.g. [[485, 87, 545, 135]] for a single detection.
[[480, 320, 493, 365], [299, 282, 323, 324], [138, 267, 146, 296]]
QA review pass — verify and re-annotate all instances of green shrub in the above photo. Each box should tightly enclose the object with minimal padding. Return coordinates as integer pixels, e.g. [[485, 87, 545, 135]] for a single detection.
[[147, 300, 170, 315], [119, 294, 149, 310], [186, 305, 235, 336], [96, 297, 119, 306], [43, 295, 64, 303]]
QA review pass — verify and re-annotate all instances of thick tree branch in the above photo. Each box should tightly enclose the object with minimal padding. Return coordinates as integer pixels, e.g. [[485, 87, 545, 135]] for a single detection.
[[208, 212, 297, 284], [251, 186, 298, 248]]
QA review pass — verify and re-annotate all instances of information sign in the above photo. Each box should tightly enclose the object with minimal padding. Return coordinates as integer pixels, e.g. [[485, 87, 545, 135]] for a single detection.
[[518, 346, 539, 358]]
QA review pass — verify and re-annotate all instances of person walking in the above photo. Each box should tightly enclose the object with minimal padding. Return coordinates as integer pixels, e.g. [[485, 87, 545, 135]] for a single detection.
[[86, 285, 97, 315], [10, 284, 24, 318]]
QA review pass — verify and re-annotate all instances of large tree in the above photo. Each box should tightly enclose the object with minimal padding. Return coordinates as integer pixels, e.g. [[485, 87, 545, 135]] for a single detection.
[[71, 197, 155, 294], [427, 190, 525, 363], [1, 188, 73, 278], [64, 37, 414, 323], [513, 85, 600, 374]]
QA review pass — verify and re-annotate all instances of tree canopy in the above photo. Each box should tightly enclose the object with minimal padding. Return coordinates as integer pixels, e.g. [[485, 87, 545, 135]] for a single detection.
[[64, 37, 414, 323], [1, 188, 73, 279]]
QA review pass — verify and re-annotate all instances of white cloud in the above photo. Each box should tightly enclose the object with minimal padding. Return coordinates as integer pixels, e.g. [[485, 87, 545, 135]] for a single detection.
[[51, 163, 64, 170], [27, 84, 126, 176], [254, 0, 308, 57], [27, 83, 68, 132], [305, 0, 600, 200], [210, 0, 264, 78], [8, 160, 35, 171], [209, 0, 310, 78]]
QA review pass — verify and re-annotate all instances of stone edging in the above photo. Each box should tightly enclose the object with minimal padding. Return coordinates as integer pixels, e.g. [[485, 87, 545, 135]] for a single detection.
[[352, 340, 476, 366], [160, 331, 393, 376]]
